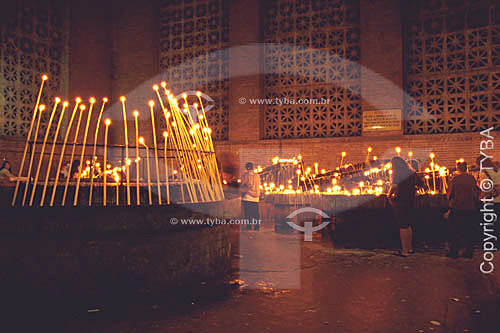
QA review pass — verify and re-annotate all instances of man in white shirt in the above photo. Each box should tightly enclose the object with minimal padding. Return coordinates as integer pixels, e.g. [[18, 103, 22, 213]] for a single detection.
[[241, 162, 261, 230]]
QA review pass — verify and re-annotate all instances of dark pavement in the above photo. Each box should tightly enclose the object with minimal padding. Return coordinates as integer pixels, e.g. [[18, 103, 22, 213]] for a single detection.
[[66, 227, 499, 332]]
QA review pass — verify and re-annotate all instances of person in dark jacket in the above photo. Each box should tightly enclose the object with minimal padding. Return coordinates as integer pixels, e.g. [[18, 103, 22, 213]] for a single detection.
[[388, 156, 422, 257], [446, 161, 479, 258]]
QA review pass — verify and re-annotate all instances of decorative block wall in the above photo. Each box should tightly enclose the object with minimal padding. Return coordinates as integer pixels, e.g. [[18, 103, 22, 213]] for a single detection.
[[262, 0, 362, 139], [404, 0, 500, 134], [0, 2, 67, 137], [158, 0, 229, 141]]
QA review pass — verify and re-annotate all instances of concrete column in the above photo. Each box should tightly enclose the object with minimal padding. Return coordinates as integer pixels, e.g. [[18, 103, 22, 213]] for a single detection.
[[109, 0, 159, 145], [227, 0, 263, 142], [360, 0, 404, 135], [69, 0, 113, 143]]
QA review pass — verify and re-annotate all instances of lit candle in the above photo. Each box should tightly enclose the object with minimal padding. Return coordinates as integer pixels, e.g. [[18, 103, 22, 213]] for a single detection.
[[50, 97, 81, 206], [395, 146, 401, 156], [89, 97, 108, 206], [120, 96, 131, 205], [149, 100, 162, 204], [30, 97, 61, 206], [12, 74, 47, 206], [196, 91, 223, 200], [365, 147, 372, 163], [62, 104, 86, 206], [133, 110, 140, 205], [21, 104, 46, 206], [139, 137, 152, 205], [424, 174, 430, 191], [163, 131, 170, 204], [73, 97, 96, 206], [103, 118, 111, 206], [340, 151, 346, 168], [40, 100, 68, 206], [429, 152, 436, 193], [115, 174, 120, 206]]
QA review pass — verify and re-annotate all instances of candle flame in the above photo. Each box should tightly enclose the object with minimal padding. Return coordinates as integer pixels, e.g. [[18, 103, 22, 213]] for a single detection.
[[120, 96, 126, 102], [105, 118, 111, 126], [42, 74, 48, 81]]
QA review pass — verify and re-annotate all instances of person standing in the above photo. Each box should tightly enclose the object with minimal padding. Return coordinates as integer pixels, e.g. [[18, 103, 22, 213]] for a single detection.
[[240, 162, 261, 231], [446, 161, 479, 258], [388, 156, 422, 257]]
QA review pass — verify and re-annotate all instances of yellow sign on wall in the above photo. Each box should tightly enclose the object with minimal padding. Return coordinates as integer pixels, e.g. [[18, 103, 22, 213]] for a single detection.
[[362, 109, 402, 132]]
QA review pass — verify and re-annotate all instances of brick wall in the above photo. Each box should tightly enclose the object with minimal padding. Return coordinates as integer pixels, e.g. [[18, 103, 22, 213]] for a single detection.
[[216, 0, 499, 175], [215, 131, 500, 177], [1, 0, 498, 180]]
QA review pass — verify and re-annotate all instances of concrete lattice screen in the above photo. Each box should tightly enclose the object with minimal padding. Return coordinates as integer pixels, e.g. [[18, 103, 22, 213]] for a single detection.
[[404, 0, 500, 134], [0, 1, 68, 137], [262, 0, 363, 139]]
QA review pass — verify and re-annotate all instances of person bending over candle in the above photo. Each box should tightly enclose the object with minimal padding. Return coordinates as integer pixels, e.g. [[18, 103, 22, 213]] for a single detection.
[[0, 160, 17, 182], [388, 156, 423, 257], [0, 160, 28, 183]]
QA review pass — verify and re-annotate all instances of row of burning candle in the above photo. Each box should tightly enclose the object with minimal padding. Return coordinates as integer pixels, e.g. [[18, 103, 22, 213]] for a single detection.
[[11, 75, 224, 207], [259, 149, 454, 196]]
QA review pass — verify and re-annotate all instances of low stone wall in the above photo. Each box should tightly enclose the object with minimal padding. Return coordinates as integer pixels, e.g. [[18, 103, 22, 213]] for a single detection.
[[0, 201, 238, 306], [263, 194, 452, 248]]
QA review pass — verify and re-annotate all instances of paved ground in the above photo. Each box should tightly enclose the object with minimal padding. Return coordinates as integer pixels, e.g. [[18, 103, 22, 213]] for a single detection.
[[66, 227, 499, 333]]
